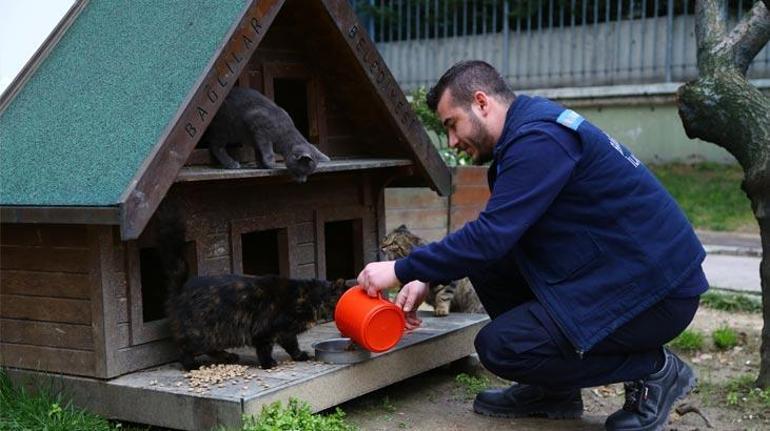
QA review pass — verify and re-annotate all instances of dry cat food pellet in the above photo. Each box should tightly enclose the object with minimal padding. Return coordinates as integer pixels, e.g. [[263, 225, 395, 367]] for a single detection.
[[184, 364, 250, 387]]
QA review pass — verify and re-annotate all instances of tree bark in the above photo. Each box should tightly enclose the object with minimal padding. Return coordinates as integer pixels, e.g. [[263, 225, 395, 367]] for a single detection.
[[678, 0, 770, 388], [759, 214, 770, 386]]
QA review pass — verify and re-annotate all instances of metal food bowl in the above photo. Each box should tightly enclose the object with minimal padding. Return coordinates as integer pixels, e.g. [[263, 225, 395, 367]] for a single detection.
[[312, 337, 371, 364]]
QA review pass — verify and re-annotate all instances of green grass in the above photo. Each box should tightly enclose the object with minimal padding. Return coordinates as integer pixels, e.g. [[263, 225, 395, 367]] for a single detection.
[[700, 291, 762, 313], [0, 369, 117, 431], [648, 163, 756, 232], [725, 375, 770, 408], [0, 369, 158, 431], [233, 398, 357, 431], [712, 326, 739, 350], [454, 373, 490, 398], [669, 329, 705, 352], [699, 374, 770, 415]]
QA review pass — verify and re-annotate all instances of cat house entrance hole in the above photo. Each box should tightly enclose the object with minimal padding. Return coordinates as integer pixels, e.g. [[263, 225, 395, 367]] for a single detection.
[[241, 228, 288, 276], [273, 78, 310, 140], [324, 219, 363, 281], [139, 242, 197, 323]]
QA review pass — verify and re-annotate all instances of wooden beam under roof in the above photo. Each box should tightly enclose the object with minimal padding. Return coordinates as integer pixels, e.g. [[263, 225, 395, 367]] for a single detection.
[[0, 206, 120, 225]]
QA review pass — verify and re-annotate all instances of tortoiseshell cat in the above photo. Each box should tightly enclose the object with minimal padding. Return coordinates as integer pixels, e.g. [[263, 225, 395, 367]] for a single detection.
[[380, 225, 485, 316], [157, 209, 346, 370], [201, 86, 330, 183]]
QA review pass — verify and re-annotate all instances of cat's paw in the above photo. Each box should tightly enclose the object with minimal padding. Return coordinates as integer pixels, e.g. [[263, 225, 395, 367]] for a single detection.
[[433, 306, 450, 317], [292, 351, 310, 361], [222, 160, 241, 169], [259, 358, 278, 369]]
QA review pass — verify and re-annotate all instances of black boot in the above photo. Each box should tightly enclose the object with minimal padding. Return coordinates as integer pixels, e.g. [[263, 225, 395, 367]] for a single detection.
[[605, 348, 697, 431], [473, 383, 583, 419]]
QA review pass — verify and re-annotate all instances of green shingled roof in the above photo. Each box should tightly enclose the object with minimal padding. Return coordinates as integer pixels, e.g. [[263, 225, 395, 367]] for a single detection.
[[0, 0, 248, 206]]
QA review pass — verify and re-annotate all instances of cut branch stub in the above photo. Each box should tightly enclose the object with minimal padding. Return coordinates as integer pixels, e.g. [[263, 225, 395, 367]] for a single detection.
[[677, 70, 770, 173]]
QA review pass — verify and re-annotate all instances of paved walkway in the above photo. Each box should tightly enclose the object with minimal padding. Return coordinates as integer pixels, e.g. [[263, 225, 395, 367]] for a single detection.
[[696, 230, 763, 294], [696, 230, 762, 251]]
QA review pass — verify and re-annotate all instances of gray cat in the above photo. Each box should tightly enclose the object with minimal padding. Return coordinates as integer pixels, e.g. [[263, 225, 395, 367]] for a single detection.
[[202, 86, 330, 183]]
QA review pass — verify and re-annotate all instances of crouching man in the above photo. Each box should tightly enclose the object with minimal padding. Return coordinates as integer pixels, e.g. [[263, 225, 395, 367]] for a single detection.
[[358, 61, 706, 431]]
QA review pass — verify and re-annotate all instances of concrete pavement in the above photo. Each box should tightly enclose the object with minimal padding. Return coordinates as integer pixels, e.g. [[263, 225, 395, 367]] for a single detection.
[[697, 230, 763, 295], [702, 254, 762, 294]]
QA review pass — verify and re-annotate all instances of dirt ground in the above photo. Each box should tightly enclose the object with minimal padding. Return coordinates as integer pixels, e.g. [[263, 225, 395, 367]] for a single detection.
[[340, 307, 769, 431]]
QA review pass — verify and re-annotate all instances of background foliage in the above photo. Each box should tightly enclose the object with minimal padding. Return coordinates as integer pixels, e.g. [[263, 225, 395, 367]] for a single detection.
[[410, 87, 473, 166]]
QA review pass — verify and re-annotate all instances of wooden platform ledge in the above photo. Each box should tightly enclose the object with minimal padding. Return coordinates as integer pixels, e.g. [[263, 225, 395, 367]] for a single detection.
[[6, 311, 488, 431], [175, 158, 414, 182]]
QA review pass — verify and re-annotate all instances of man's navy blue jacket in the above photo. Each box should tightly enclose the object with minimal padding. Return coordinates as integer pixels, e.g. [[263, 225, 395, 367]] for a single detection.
[[395, 95, 707, 354]]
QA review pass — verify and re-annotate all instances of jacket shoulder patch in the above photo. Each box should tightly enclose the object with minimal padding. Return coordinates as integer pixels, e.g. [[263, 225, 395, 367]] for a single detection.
[[556, 109, 584, 131]]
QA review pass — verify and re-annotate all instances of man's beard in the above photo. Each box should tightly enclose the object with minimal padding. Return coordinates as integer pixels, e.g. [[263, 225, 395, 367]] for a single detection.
[[467, 111, 494, 165]]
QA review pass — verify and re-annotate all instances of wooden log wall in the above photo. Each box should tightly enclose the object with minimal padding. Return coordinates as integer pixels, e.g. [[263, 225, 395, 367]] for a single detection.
[[0, 222, 178, 378], [161, 172, 381, 279], [0, 224, 98, 376]]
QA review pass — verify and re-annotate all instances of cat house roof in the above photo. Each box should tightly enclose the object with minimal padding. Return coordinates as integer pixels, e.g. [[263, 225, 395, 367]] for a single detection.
[[0, 0, 450, 239]]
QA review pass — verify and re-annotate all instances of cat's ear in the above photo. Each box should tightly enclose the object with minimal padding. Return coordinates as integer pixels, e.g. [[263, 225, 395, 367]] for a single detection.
[[397, 224, 407, 231], [312, 145, 330, 162]]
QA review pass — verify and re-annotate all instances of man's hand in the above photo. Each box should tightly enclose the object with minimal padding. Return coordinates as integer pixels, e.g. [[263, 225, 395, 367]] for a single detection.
[[357, 261, 399, 297], [395, 280, 428, 329]]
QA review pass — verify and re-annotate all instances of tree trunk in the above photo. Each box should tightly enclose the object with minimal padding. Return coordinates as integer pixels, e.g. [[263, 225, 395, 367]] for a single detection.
[[759, 215, 770, 386], [677, 0, 770, 387]]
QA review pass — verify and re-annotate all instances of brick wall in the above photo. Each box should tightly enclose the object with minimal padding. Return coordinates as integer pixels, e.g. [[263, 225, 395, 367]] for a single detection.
[[384, 166, 490, 244], [448, 166, 489, 232]]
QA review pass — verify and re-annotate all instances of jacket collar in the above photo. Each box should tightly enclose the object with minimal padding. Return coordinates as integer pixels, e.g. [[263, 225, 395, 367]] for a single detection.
[[493, 94, 531, 160]]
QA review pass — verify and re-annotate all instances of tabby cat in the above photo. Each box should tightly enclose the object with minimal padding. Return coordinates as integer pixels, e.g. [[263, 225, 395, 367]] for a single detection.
[[380, 225, 485, 316], [201, 86, 330, 183], [157, 208, 346, 370]]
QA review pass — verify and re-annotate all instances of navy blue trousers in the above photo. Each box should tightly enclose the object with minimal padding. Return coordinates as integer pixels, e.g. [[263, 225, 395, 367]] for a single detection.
[[469, 265, 699, 390]]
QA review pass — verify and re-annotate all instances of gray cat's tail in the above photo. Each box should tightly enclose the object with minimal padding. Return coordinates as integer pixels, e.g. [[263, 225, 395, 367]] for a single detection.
[[155, 204, 190, 296]]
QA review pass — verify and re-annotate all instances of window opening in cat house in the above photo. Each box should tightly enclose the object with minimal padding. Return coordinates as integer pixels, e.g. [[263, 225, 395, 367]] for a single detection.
[[242, 228, 288, 276], [273, 78, 309, 140], [324, 219, 363, 281], [140, 242, 197, 323]]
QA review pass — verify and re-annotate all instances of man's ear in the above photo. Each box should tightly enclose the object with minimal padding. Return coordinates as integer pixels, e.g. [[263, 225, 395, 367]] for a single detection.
[[473, 91, 489, 115]]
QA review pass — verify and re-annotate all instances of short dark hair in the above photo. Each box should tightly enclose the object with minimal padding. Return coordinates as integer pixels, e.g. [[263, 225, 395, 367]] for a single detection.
[[426, 61, 514, 112]]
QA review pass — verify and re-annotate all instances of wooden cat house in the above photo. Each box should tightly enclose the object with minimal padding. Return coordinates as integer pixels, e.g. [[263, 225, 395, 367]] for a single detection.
[[0, 0, 451, 380]]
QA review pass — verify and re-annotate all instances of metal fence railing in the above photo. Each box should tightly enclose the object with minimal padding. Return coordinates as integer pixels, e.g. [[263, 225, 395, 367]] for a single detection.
[[352, 0, 770, 91]]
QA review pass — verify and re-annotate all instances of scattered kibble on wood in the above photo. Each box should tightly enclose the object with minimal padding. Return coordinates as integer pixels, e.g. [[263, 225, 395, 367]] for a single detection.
[[183, 364, 249, 387]]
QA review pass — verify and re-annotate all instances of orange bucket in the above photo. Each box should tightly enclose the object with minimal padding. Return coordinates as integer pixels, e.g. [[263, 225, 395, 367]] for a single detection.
[[334, 286, 406, 352]]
